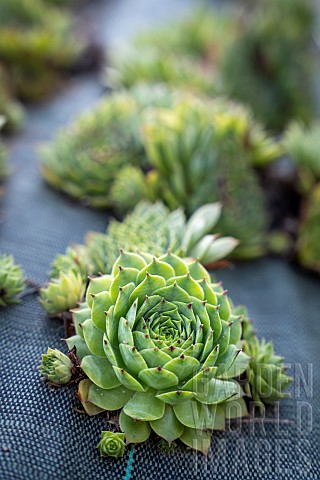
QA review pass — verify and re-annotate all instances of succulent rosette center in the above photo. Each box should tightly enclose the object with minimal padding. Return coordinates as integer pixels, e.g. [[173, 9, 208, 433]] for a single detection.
[[70, 251, 249, 454]]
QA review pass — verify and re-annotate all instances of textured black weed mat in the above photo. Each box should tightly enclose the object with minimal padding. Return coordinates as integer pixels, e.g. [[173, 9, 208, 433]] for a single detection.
[[0, 0, 320, 478]]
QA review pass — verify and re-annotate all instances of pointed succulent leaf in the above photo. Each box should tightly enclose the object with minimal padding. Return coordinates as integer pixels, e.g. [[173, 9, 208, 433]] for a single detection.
[[77, 379, 105, 416], [119, 411, 151, 444], [66, 335, 91, 360], [81, 356, 120, 389], [89, 384, 133, 411], [124, 389, 165, 421], [182, 203, 222, 251], [179, 427, 211, 455], [150, 405, 184, 443]]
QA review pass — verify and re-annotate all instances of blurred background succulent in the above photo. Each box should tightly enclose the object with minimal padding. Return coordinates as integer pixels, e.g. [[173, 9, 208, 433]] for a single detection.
[[40, 86, 174, 209], [284, 121, 320, 193], [142, 96, 281, 258], [86, 202, 238, 275], [0, 117, 7, 183], [0, 254, 26, 306], [0, 0, 84, 101], [41, 85, 281, 260], [220, 0, 315, 131], [107, 48, 216, 96], [296, 184, 320, 274], [107, 9, 236, 95], [0, 67, 24, 133]]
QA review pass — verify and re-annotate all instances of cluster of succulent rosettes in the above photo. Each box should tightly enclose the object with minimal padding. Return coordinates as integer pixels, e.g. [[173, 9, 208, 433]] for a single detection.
[[39, 348, 72, 385], [142, 97, 273, 258], [0, 0, 83, 101], [243, 336, 292, 413], [0, 254, 26, 307], [40, 85, 175, 209], [220, 0, 315, 131], [67, 251, 250, 454]]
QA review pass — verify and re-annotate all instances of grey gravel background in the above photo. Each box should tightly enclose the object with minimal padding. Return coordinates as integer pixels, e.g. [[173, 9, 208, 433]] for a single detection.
[[0, 1, 319, 479]]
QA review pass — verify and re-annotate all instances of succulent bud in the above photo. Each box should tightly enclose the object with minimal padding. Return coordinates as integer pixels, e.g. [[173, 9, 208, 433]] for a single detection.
[[39, 271, 85, 317], [97, 431, 126, 458], [40, 348, 72, 385]]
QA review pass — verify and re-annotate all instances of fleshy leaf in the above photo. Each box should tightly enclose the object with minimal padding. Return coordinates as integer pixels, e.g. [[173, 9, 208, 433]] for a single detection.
[[119, 411, 151, 444], [81, 319, 106, 357], [150, 405, 184, 443], [220, 351, 250, 379], [163, 355, 200, 382], [124, 389, 165, 421], [174, 400, 224, 430], [196, 379, 238, 405], [88, 384, 133, 410], [138, 367, 179, 389], [66, 335, 91, 360], [224, 397, 248, 419], [92, 292, 111, 331], [179, 427, 211, 455], [77, 379, 105, 416], [215, 345, 240, 377], [113, 366, 147, 392], [156, 389, 195, 405], [81, 356, 120, 389]]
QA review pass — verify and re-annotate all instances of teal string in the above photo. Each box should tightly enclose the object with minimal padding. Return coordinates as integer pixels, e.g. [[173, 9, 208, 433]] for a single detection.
[[123, 445, 135, 480]]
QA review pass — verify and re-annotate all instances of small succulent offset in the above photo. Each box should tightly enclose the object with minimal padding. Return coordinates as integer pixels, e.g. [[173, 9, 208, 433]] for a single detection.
[[97, 432, 126, 458], [39, 348, 72, 385], [40, 251, 291, 456], [50, 246, 88, 281], [243, 336, 292, 413], [0, 254, 26, 307], [39, 271, 85, 318], [296, 184, 320, 274]]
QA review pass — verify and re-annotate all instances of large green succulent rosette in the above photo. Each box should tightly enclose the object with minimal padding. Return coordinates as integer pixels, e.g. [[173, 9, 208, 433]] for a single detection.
[[68, 251, 249, 454]]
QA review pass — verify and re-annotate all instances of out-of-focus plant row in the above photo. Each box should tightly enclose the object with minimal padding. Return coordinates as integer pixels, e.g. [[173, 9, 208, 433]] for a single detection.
[[0, 0, 101, 132]]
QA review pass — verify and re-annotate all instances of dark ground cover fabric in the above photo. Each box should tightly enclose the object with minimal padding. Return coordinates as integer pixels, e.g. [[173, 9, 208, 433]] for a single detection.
[[0, 1, 320, 479]]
